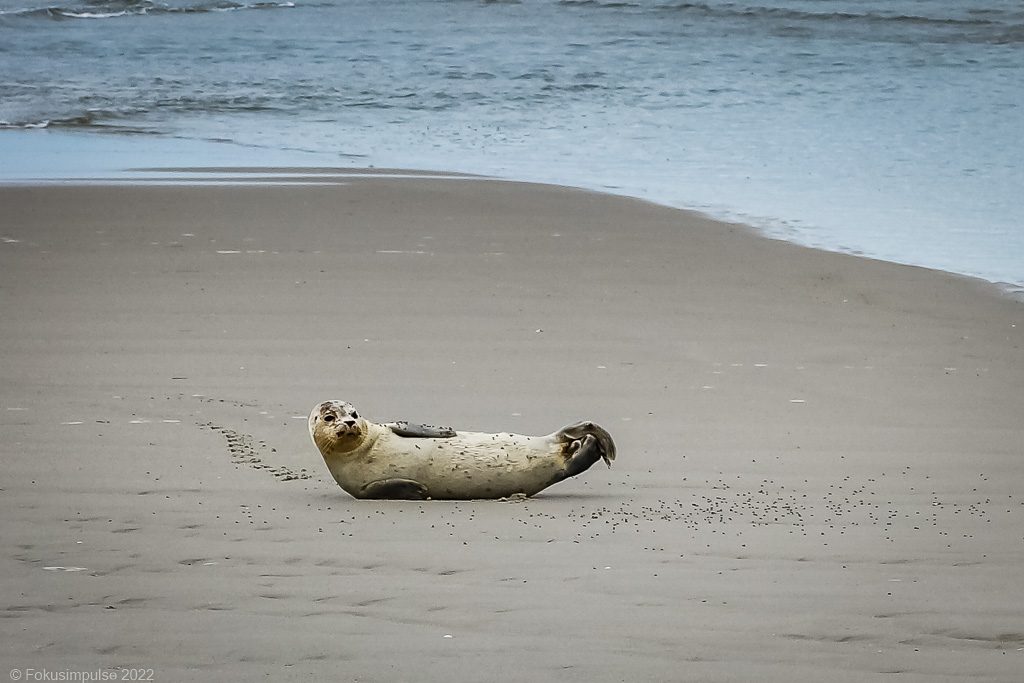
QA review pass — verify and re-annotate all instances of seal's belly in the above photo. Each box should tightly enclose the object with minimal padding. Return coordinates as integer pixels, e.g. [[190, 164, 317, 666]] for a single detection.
[[358, 431, 565, 499]]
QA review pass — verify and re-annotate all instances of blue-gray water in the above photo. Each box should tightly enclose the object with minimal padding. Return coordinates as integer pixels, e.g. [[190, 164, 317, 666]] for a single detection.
[[2, 0, 1022, 291]]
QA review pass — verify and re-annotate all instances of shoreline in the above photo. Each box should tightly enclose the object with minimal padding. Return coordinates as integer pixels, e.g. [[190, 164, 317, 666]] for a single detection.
[[2, 128, 1023, 295], [2, 177, 1022, 680]]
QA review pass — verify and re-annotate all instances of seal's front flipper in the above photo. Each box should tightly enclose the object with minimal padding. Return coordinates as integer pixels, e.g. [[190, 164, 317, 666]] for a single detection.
[[387, 421, 457, 438], [360, 478, 429, 500]]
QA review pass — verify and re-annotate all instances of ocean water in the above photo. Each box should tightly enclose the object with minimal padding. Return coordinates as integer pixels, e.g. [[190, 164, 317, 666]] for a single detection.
[[2, 0, 1022, 291]]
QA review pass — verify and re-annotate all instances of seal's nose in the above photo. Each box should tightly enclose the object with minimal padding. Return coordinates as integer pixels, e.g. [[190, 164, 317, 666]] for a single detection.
[[343, 419, 357, 427]]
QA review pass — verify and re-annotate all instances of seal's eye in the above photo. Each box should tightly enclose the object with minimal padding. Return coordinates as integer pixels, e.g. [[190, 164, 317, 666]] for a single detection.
[[351, 412, 359, 419], [323, 415, 335, 423]]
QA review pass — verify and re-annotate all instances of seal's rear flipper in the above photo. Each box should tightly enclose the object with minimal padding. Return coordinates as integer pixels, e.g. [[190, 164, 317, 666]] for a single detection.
[[562, 434, 607, 478], [361, 478, 429, 500], [557, 421, 616, 469], [387, 421, 457, 438]]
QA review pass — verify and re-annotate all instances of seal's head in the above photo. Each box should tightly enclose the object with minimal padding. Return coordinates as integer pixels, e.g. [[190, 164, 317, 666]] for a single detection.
[[308, 400, 368, 455]]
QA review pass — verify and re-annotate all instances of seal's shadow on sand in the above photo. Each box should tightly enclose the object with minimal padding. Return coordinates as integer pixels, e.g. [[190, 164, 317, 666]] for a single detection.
[[309, 490, 615, 504]]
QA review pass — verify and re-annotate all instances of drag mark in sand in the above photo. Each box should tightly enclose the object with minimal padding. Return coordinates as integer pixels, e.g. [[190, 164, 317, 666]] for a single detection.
[[199, 421, 311, 482]]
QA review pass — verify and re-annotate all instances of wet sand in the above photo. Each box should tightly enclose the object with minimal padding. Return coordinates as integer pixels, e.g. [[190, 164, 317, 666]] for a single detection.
[[1, 174, 1022, 681]]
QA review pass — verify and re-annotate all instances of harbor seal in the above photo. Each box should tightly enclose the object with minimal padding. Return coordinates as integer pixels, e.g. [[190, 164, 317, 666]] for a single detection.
[[308, 400, 616, 500]]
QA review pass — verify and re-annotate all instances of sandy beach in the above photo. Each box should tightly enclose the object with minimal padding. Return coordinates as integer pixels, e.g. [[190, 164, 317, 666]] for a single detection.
[[2, 173, 1022, 681]]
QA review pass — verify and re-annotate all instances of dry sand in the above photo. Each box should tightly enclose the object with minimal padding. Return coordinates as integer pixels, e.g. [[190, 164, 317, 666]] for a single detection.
[[1, 173, 1022, 681]]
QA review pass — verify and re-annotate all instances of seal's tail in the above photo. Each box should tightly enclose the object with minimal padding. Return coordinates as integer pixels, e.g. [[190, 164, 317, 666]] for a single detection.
[[558, 421, 616, 478]]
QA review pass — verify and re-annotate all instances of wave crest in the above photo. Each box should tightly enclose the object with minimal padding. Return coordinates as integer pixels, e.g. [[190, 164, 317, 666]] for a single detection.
[[0, 0, 296, 21], [555, 0, 1023, 45]]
